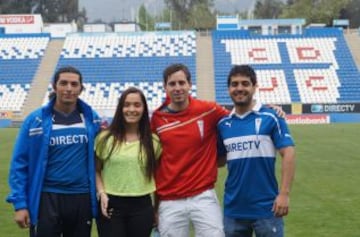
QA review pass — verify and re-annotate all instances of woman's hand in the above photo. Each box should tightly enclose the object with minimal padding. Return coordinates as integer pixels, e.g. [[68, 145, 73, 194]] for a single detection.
[[99, 192, 111, 218]]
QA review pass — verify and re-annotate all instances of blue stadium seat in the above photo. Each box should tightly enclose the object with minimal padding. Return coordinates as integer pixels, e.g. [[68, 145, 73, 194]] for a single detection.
[[0, 34, 50, 111], [44, 32, 197, 112], [212, 28, 360, 104]]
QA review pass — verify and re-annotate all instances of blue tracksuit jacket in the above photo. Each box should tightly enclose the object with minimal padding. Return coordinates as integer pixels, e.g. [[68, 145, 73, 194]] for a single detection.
[[6, 98, 101, 225]]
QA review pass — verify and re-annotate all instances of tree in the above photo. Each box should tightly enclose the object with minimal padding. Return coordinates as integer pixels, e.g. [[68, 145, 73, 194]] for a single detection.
[[76, 7, 87, 30], [35, 0, 79, 23], [287, 0, 295, 5], [281, 0, 350, 25], [61, 0, 79, 22], [0, 0, 32, 14], [344, 0, 360, 27], [253, 0, 284, 19], [281, 0, 315, 23], [164, 0, 214, 29], [138, 4, 155, 31], [0, 0, 84, 23], [189, 2, 216, 30]]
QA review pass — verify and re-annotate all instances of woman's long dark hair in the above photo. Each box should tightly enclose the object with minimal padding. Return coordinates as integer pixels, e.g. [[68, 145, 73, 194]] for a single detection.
[[96, 87, 156, 181]]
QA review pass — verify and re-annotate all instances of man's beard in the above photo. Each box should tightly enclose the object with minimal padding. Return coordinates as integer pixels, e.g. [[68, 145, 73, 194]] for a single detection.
[[232, 95, 252, 107]]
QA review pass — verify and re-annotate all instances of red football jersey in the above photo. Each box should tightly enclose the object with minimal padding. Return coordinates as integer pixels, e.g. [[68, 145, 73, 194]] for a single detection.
[[151, 97, 229, 200]]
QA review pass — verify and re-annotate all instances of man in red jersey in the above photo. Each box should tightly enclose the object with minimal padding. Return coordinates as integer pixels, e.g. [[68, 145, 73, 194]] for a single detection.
[[151, 64, 227, 237]]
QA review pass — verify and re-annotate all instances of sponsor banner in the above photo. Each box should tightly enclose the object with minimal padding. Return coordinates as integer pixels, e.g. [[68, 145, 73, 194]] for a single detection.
[[291, 103, 303, 114], [280, 104, 292, 114], [303, 103, 360, 113], [0, 15, 34, 25], [0, 119, 12, 128], [0, 111, 13, 119], [333, 19, 349, 27], [155, 22, 171, 29], [286, 114, 330, 124], [330, 113, 360, 123]]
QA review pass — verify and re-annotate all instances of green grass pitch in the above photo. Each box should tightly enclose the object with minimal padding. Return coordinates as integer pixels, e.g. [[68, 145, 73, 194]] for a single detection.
[[1, 124, 360, 236]]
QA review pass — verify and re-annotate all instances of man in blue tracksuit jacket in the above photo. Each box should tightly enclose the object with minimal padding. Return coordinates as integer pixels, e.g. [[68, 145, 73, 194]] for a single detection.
[[7, 66, 101, 237]]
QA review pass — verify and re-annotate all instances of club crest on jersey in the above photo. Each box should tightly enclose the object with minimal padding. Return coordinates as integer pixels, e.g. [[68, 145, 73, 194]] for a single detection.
[[255, 118, 262, 135], [197, 120, 204, 140]]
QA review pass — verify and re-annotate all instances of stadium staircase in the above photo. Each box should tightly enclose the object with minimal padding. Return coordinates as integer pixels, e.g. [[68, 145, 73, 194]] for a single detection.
[[195, 32, 215, 101], [344, 30, 360, 71], [21, 39, 64, 119]]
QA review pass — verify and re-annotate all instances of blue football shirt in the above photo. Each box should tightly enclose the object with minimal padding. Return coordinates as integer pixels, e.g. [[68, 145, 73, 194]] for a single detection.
[[43, 109, 89, 193], [217, 101, 294, 219]]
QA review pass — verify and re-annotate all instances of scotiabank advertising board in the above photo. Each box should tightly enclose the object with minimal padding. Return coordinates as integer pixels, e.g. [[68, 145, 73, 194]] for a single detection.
[[285, 114, 330, 124], [0, 15, 34, 24]]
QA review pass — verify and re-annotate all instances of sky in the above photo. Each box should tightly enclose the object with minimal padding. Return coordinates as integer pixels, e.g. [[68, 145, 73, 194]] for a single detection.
[[79, 0, 256, 22]]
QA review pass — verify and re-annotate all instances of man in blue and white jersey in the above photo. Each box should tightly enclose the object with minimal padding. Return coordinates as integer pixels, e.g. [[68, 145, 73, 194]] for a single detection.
[[7, 66, 101, 237], [217, 65, 296, 237]]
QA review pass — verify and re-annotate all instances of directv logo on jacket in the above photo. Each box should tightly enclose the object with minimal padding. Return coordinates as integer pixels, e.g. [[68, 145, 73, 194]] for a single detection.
[[217, 101, 294, 219]]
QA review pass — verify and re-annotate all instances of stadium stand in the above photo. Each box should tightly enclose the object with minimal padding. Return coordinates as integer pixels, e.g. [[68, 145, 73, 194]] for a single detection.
[[2, 27, 360, 120], [0, 34, 50, 111], [42, 31, 197, 114], [212, 28, 360, 105]]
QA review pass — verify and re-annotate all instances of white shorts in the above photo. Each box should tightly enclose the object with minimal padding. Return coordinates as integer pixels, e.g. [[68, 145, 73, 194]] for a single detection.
[[158, 189, 224, 237]]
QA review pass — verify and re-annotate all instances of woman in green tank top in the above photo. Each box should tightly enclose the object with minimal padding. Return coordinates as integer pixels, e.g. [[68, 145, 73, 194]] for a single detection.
[[95, 87, 162, 237]]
